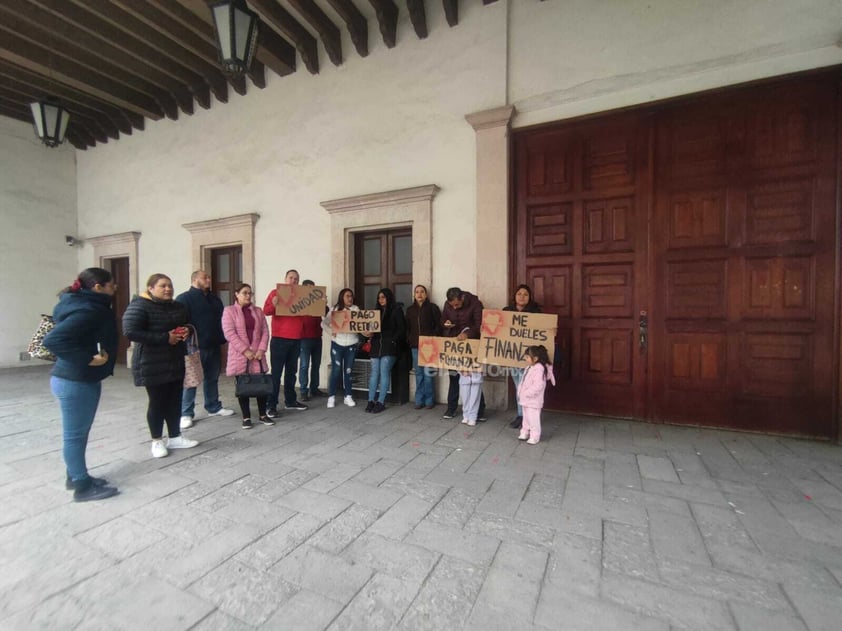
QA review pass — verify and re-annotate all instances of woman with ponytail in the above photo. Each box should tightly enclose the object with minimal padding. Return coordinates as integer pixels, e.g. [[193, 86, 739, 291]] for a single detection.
[[43, 268, 120, 502]]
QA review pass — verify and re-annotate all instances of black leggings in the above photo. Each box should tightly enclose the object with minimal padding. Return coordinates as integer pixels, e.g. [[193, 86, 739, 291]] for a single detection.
[[145, 381, 182, 439], [238, 396, 267, 419]]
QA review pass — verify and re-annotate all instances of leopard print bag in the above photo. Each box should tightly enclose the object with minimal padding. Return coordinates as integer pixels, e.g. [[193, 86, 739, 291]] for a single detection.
[[28, 314, 56, 362]]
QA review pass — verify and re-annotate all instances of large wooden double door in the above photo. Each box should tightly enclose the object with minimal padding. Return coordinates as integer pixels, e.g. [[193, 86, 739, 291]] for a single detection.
[[514, 71, 839, 438]]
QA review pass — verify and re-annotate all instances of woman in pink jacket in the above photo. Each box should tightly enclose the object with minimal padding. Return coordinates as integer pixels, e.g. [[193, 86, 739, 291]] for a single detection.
[[516, 345, 556, 445], [222, 284, 273, 429]]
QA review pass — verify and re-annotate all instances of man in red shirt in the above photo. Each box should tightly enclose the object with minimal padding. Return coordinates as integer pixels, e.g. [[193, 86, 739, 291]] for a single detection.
[[262, 269, 308, 417]]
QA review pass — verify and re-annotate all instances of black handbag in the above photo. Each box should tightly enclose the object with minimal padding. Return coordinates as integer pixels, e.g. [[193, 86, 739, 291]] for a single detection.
[[235, 361, 273, 398]]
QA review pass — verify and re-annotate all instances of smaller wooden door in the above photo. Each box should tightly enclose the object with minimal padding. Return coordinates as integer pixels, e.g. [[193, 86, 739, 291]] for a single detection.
[[105, 257, 130, 365], [210, 246, 243, 306]]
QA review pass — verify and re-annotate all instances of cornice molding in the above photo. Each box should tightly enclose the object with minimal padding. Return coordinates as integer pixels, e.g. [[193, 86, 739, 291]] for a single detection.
[[465, 105, 516, 131], [87, 231, 140, 247], [321, 185, 440, 214], [182, 213, 259, 233]]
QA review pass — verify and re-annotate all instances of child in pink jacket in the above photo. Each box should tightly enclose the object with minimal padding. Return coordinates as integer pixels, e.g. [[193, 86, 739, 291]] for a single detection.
[[516, 345, 555, 444]]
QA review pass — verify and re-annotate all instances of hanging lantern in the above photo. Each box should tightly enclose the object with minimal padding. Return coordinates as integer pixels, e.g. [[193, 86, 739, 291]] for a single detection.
[[30, 100, 70, 148], [211, 0, 259, 77]]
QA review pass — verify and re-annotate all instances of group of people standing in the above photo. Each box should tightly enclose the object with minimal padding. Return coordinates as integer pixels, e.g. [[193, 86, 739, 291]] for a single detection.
[[44, 267, 555, 503]]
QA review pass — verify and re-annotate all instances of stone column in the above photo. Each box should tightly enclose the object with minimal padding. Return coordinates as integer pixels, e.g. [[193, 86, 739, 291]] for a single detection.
[[465, 105, 515, 412]]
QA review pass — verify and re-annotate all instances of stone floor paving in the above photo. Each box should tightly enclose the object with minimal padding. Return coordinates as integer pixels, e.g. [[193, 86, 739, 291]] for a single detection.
[[1, 364, 842, 630]]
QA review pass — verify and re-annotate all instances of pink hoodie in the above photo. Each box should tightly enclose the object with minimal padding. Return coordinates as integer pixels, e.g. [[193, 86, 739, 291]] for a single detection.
[[517, 363, 556, 409]]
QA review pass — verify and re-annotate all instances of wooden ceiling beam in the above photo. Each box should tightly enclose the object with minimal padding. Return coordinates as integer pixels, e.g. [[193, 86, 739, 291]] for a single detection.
[[406, 0, 428, 39], [30, 0, 219, 107], [3, 1, 195, 115], [176, 0, 296, 78], [64, 126, 89, 150], [324, 0, 368, 57], [0, 60, 141, 133], [0, 3, 185, 119], [442, 0, 458, 27], [368, 0, 398, 49], [248, 0, 319, 74], [69, 0, 229, 103], [0, 27, 167, 119], [286, 0, 342, 66]]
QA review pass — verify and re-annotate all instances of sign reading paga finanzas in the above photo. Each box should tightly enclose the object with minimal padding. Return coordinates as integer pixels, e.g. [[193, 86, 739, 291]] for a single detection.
[[478, 309, 558, 368], [274, 284, 327, 317], [417, 336, 483, 371]]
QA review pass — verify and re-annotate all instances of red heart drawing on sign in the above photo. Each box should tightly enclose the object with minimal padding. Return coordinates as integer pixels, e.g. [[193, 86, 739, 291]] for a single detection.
[[418, 339, 438, 365], [481, 311, 504, 336], [331, 311, 348, 331], [275, 285, 296, 310]]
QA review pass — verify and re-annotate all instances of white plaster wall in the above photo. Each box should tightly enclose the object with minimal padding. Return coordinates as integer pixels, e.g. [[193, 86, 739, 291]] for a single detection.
[[76, 2, 507, 307], [0, 117, 77, 368], [509, 0, 842, 127]]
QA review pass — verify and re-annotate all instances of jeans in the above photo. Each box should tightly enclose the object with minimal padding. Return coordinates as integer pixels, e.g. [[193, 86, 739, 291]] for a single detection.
[[269, 337, 301, 409], [181, 346, 222, 417], [329, 342, 358, 396], [368, 355, 397, 404], [411, 348, 435, 406], [51, 376, 101, 483], [447, 372, 485, 416], [510, 367, 525, 416], [299, 337, 323, 395]]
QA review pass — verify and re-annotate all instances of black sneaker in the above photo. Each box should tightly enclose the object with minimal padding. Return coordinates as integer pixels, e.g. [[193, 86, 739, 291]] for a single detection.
[[372, 401, 385, 414], [509, 416, 523, 429], [442, 409, 456, 419], [365, 401, 375, 413], [242, 418, 253, 429], [74, 484, 119, 503], [66, 475, 108, 491], [477, 413, 487, 422], [300, 392, 311, 402], [285, 401, 308, 410], [311, 389, 326, 397], [266, 408, 279, 418], [259, 416, 275, 426]]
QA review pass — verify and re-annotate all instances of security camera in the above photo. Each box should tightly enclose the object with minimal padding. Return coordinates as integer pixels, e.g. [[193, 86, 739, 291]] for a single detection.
[[65, 236, 76, 246]]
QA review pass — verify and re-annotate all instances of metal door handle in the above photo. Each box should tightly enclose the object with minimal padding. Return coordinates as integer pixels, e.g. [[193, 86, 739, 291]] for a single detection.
[[639, 310, 648, 353]]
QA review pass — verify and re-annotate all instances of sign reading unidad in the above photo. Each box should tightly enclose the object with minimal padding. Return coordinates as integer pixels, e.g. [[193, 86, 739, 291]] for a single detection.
[[274, 284, 327, 317], [330, 309, 381, 334], [417, 336, 482, 372], [478, 309, 558, 368]]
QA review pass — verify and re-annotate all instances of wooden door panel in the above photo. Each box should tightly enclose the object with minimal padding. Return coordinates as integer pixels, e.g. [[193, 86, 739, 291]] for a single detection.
[[515, 70, 838, 437]]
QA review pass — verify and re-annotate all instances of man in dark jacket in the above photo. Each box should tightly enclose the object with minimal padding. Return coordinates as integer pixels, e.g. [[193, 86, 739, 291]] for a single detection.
[[441, 287, 486, 420], [176, 270, 233, 427]]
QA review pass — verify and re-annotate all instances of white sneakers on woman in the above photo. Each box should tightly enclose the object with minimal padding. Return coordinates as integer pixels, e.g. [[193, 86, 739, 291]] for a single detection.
[[344, 396, 356, 407], [327, 396, 336, 408], [151, 435, 198, 458], [327, 395, 356, 408]]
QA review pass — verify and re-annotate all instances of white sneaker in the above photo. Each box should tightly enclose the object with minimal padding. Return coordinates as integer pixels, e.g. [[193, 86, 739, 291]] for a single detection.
[[467, 419, 477, 427], [343, 396, 356, 407], [327, 396, 336, 408], [209, 408, 234, 417], [151, 439, 168, 458], [180, 416, 193, 429], [167, 435, 198, 449], [461, 417, 469, 424]]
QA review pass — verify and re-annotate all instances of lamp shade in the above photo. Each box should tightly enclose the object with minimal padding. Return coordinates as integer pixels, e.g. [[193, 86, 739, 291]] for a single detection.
[[211, 0, 259, 76], [30, 100, 70, 148]]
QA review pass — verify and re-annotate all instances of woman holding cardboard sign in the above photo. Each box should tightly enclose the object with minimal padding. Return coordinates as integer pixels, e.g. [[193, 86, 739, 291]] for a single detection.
[[405, 285, 441, 409], [323, 288, 361, 409], [366, 288, 406, 413], [504, 284, 542, 429]]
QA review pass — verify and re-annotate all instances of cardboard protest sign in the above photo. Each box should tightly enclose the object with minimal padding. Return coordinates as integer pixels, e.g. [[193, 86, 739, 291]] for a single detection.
[[417, 336, 483, 372], [330, 309, 381, 334], [478, 309, 558, 368], [274, 284, 327, 317]]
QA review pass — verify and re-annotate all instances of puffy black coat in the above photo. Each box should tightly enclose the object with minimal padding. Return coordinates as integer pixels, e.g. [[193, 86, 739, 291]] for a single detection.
[[370, 303, 406, 358], [122, 293, 188, 387], [43, 289, 118, 383]]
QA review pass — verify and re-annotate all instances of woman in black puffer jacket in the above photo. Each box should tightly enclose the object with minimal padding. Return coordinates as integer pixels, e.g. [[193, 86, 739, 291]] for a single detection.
[[123, 273, 199, 459], [365, 288, 406, 413]]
